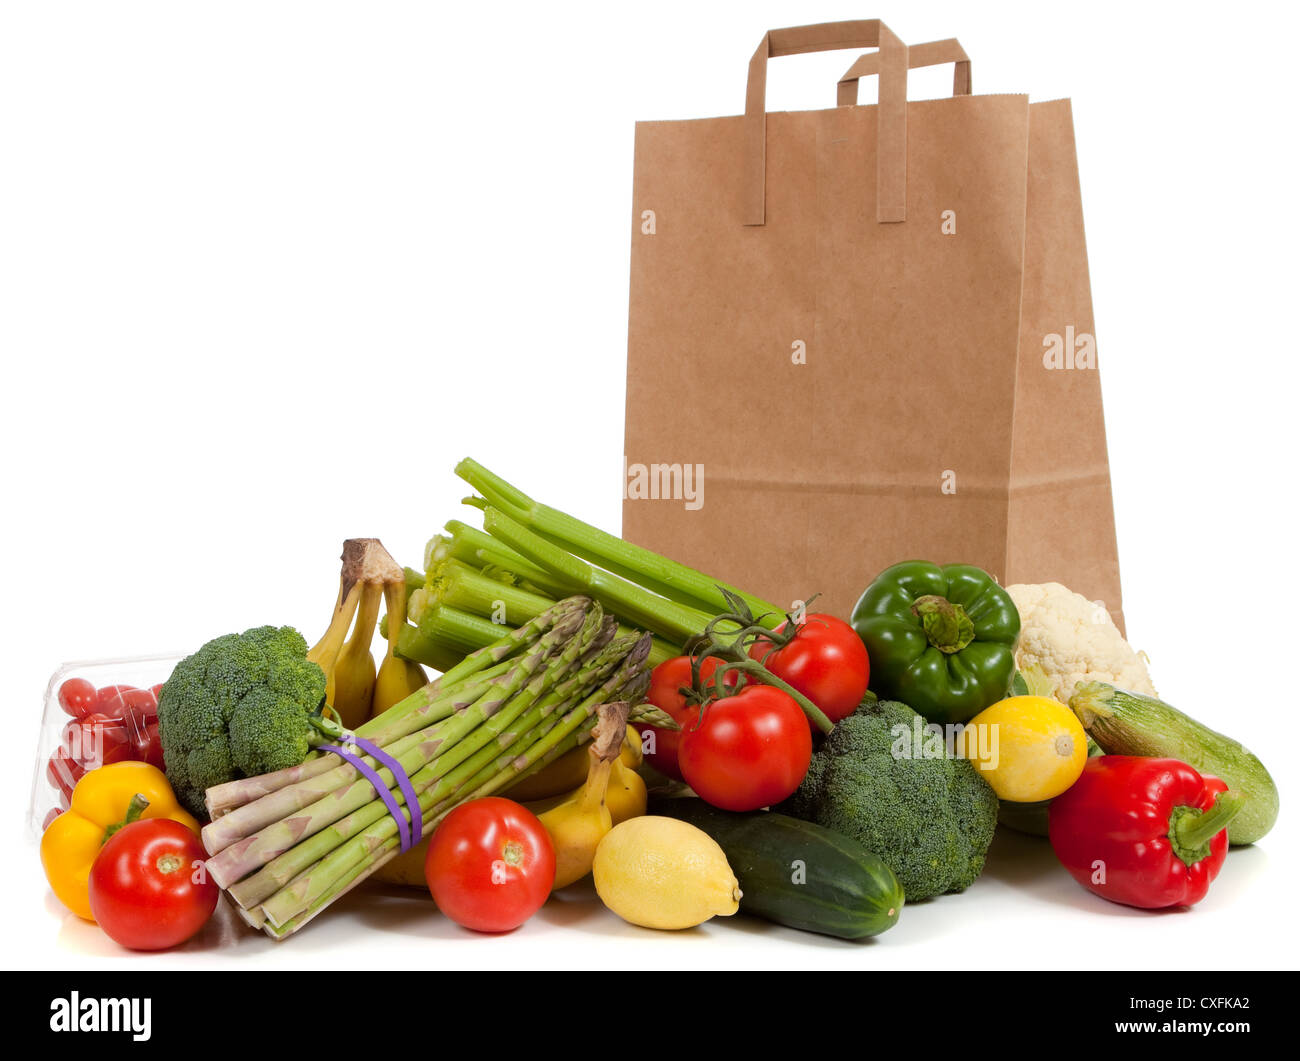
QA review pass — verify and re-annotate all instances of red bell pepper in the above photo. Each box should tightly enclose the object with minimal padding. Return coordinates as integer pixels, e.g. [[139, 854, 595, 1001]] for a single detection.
[[1048, 755, 1241, 909]]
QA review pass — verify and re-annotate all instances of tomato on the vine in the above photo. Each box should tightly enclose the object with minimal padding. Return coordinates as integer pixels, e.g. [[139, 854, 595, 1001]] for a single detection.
[[678, 685, 812, 812], [88, 819, 218, 950], [749, 613, 869, 726], [425, 797, 555, 933], [638, 656, 735, 781]]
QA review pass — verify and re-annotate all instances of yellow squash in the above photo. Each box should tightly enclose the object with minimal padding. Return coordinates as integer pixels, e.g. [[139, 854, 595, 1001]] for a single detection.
[[965, 694, 1088, 802]]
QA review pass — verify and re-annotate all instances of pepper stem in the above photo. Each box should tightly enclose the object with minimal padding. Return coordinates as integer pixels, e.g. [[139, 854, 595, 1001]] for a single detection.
[[911, 595, 976, 654], [102, 792, 150, 844], [1168, 791, 1244, 868]]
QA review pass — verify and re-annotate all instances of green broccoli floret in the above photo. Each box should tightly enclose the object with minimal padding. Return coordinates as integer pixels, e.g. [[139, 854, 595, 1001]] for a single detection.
[[157, 625, 334, 818], [778, 699, 999, 901]]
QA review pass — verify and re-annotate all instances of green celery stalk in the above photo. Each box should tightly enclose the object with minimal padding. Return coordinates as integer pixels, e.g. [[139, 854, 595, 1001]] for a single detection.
[[456, 457, 785, 625], [478, 504, 727, 645]]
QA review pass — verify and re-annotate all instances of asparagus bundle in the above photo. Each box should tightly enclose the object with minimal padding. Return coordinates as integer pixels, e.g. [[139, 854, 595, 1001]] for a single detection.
[[397, 458, 788, 671], [200, 596, 669, 939]]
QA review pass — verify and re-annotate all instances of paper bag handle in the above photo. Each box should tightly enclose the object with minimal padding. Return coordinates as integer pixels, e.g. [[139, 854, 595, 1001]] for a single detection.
[[744, 19, 908, 226], [837, 38, 972, 105]]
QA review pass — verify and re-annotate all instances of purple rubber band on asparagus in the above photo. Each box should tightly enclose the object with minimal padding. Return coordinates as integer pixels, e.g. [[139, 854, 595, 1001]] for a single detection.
[[347, 734, 424, 847], [319, 742, 412, 852]]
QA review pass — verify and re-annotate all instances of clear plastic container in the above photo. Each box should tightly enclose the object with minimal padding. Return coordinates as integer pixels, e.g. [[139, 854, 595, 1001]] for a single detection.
[[28, 655, 183, 839]]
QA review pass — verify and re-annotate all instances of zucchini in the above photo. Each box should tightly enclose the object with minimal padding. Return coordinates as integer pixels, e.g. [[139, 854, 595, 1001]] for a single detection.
[[648, 797, 903, 940], [1068, 682, 1279, 845]]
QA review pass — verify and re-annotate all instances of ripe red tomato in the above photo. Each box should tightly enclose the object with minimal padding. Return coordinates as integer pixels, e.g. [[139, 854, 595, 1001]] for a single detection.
[[57, 678, 99, 719], [88, 819, 218, 950], [425, 797, 555, 933], [749, 614, 869, 726], [61, 713, 132, 768], [638, 656, 736, 781], [679, 686, 812, 812]]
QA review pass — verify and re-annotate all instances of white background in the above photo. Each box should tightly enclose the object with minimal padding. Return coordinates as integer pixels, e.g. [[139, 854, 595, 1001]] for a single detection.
[[2, 0, 1296, 970]]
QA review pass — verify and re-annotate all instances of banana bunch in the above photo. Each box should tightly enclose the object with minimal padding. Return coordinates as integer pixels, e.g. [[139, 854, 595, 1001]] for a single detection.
[[309, 538, 427, 733]]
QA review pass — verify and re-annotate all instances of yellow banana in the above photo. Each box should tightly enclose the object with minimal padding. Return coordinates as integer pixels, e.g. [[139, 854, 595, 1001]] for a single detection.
[[372, 582, 427, 717], [309, 539, 411, 733], [604, 759, 647, 826], [537, 702, 631, 890], [371, 838, 431, 889], [506, 725, 642, 801], [331, 580, 380, 732]]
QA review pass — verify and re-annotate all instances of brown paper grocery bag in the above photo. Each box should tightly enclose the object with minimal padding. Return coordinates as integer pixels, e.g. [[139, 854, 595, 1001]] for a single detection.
[[622, 21, 1125, 631]]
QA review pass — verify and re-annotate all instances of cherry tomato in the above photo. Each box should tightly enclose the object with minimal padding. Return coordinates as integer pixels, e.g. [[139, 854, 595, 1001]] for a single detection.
[[57, 678, 99, 720], [88, 819, 218, 951], [638, 656, 736, 781], [425, 797, 555, 933], [151, 683, 165, 699], [61, 713, 132, 768], [46, 748, 86, 801], [749, 614, 869, 727], [132, 718, 166, 771], [97, 685, 156, 723], [679, 686, 812, 812]]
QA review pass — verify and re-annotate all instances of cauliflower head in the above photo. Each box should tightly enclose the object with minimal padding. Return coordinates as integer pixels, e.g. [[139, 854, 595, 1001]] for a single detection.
[[1004, 582, 1156, 703]]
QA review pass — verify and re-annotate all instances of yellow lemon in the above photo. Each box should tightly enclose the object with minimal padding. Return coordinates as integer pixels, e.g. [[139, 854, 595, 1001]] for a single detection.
[[964, 695, 1088, 802], [593, 816, 741, 930]]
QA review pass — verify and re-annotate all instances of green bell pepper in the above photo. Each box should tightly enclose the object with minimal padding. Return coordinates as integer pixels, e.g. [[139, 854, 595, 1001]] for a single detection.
[[850, 561, 1020, 725]]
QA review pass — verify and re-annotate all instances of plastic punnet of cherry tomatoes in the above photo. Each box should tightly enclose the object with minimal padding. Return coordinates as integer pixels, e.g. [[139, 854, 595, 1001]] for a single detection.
[[425, 797, 555, 933], [748, 612, 870, 728], [678, 683, 812, 812], [88, 818, 218, 950], [638, 655, 738, 780]]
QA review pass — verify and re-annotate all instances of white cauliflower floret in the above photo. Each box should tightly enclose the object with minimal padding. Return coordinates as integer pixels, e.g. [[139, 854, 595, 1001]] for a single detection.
[[1004, 582, 1156, 703]]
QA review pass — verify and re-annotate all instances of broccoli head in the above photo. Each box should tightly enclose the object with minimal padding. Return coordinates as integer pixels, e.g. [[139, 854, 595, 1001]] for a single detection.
[[157, 625, 333, 818], [778, 698, 999, 901]]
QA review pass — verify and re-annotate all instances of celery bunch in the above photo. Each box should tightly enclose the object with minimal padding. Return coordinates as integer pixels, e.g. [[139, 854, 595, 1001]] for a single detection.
[[397, 459, 785, 672]]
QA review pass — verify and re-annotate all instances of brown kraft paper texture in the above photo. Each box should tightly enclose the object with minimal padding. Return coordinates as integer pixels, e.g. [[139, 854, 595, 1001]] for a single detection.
[[623, 22, 1124, 630]]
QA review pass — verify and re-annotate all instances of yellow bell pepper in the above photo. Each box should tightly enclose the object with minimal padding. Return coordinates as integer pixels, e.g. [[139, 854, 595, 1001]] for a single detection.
[[40, 761, 201, 921]]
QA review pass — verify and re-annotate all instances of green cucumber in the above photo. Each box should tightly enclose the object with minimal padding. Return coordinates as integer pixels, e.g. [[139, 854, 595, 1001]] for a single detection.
[[1068, 682, 1279, 845], [648, 797, 903, 940]]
